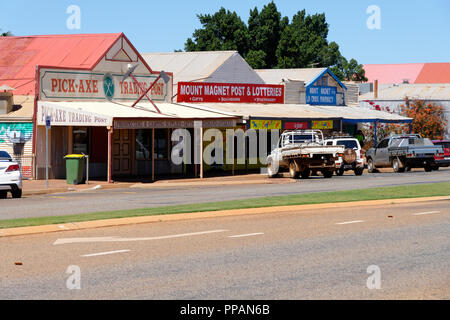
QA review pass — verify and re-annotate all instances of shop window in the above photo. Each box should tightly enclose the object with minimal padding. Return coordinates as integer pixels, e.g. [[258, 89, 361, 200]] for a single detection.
[[136, 129, 152, 160], [73, 127, 89, 154], [154, 129, 168, 160]]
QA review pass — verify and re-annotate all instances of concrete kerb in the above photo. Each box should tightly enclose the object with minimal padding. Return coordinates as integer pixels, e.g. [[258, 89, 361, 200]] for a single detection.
[[1, 196, 449, 238], [22, 176, 295, 196], [22, 182, 137, 196]]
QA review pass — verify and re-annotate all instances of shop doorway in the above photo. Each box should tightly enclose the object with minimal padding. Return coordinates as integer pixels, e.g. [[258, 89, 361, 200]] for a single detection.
[[113, 129, 133, 176]]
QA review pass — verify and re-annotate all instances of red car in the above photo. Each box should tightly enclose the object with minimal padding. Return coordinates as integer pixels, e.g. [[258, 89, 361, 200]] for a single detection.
[[432, 140, 450, 169]]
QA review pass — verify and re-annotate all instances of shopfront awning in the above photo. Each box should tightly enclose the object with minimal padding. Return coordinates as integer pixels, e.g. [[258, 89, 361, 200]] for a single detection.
[[181, 103, 338, 120], [308, 105, 412, 124], [181, 103, 412, 124], [37, 100, 238, 128]]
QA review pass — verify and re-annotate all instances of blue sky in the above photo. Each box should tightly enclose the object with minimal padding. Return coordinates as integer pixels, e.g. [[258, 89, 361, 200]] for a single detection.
[[1, 0, 449, 64]]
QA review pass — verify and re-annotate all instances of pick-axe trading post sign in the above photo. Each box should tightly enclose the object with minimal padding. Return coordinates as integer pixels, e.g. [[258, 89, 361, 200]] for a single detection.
[[39, 67, 169, 102]]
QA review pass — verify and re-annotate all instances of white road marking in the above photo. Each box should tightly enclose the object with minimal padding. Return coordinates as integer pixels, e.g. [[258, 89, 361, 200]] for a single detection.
[[335, 220, 364, 225], [81, 250, 130, 257], [53, 229, 228, 245], [228, 233, 264, 238], [413, 211, 440, 216]]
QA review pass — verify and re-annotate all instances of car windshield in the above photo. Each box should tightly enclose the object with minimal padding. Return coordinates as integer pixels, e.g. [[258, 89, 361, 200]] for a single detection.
[[0, 151, 12, 160], [391, 137, 435, 147], [434, 142, 450, 149], [337, 140, 358, 149], [291, 134, 315, 143]]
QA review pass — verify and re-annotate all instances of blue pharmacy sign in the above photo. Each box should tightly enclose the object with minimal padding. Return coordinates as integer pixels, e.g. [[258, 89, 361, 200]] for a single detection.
[[306, 86, 337, 105]]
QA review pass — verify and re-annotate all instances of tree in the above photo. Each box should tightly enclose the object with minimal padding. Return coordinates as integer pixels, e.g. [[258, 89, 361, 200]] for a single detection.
[[1, 29, 13, 37], [400, 98, 447, 140], [247, 1, 286, 68], [185, 3, 367, 82], [276, 10, 331, 68], [331, 56, 368, 82], [185, 8, 249, 56]]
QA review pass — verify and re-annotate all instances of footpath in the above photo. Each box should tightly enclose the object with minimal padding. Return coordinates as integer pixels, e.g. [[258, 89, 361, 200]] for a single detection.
[[22, 173, 295, 196]]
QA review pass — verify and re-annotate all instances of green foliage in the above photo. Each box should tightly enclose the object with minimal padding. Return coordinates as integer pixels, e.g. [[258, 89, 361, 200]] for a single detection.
[[245, 50, 267, 69], [184, 3, 367, 82], [331, 56, 368, 82], [247, 1, 286, 68], [185, 8, 249, 56], [0, 29, 13, 37], [276, 10, 331, 68]]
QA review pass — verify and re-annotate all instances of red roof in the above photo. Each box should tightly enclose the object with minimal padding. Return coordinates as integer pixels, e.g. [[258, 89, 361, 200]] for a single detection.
[[363, 63, 424, 85], [363, 63, 450, 85], [415, 63, 450, 83], [0, 33, 122, 95]]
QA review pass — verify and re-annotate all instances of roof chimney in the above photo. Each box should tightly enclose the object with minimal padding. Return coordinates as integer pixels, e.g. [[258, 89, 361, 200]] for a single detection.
[[374, 79, 378, 99], [0, 85, 15, 114]]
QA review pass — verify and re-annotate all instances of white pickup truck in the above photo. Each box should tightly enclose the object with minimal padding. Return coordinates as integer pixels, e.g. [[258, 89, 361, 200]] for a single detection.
[[267, 130, 345, 179]]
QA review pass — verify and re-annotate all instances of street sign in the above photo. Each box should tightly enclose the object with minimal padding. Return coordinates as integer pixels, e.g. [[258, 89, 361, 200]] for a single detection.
[[45, 115, 51, 129], [45, 115, 51, 188]]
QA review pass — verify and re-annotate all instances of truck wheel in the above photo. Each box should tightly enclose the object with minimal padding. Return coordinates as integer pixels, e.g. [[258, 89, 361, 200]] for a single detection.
[[322, 170, 333, 178], [267, 159, 278, 178], [11, 189, 22, 199], [424, 165, 433, 172], [0, 191, 7, 199], [300, 169, 310, 179], [432, 165, 439, 171], [336, 168, 345, 176], [392, 158, 404, 173], [354, 167, 364, 176], [367, 158, 376, 173], [289, 161, 299, 179]]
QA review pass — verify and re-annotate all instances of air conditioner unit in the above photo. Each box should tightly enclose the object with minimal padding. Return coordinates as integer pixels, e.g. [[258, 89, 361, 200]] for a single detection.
[[0, 92, 14, 114]]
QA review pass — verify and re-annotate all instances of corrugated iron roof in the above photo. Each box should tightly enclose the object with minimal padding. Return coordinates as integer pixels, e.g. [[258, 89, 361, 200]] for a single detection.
[[142, 51, 236, 84], [183, 103, 410, 122], [185, 103, 334, 119], [415, 63, 450, 84], [255, 68, 326, 85], [360, 83, 450, 101], [0, 33, 122, 95], [363, 63, 450, 85]]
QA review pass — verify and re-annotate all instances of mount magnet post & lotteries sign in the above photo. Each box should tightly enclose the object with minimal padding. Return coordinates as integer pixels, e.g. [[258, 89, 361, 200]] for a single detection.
[[177, 82, 285, 104], [39, 67, 169, 102]]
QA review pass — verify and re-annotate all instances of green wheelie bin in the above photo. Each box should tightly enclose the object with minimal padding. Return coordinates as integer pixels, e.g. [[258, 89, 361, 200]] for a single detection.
[[64, 154, 85, 185]]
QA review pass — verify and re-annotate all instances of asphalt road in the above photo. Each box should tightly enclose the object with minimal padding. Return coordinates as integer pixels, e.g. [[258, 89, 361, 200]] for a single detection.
[[1, 168, 450, 220], [0, 200, 449, 299]]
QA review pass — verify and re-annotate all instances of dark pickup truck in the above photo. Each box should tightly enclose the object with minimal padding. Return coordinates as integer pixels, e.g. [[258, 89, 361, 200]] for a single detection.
[[366, 134, 444, 173]]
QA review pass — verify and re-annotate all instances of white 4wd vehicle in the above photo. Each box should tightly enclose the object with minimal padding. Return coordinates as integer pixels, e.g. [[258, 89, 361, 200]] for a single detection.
[[324, 136, 364, 176], [0, 151, 23, 199], [267, 130, 344, 179]]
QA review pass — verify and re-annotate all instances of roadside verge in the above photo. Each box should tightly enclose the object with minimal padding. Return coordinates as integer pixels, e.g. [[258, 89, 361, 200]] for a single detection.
[[1, 182, 450, 237]]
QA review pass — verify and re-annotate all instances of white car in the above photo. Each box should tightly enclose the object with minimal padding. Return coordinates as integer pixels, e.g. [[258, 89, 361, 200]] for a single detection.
[[324, 136, 364, 176], [0, 151, 23, 198]]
